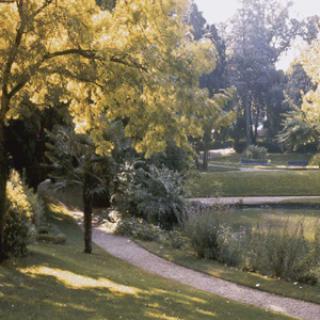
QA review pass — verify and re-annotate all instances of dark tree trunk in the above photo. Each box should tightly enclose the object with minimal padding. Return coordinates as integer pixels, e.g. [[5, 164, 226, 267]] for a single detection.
[[202, 149, 209, 171], [202, 128, 211, 171], [244, 96, 253, 146], [83, 179, 93, 254], [0, 122, 9, 261], [253, 112, 259, 145]]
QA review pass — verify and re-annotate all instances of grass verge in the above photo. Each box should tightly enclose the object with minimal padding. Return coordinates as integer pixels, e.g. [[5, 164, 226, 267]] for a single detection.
[[136, 207, 320, 304], [137, 239, 320, 305]]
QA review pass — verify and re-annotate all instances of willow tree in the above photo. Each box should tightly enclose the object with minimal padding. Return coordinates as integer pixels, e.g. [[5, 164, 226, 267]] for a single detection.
[[0, 0, 215, 258]]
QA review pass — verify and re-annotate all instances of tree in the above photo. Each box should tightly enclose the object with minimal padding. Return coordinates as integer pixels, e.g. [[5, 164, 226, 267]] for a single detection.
[[46, 126, 115, 253], [0, 0, 215, 258], [188, 3, 232, 169], [199, 89, 236, 170], [278, 39, 320, 151], [285, 63, 315, 107], [227, 0, 301, 146]]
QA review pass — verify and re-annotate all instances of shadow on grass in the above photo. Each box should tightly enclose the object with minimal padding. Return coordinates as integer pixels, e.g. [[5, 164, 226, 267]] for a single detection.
[[0, 210, 292, 320]]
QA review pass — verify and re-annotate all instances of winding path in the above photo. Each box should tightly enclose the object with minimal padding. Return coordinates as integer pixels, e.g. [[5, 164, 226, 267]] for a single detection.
[[86, 218, 320, 320]]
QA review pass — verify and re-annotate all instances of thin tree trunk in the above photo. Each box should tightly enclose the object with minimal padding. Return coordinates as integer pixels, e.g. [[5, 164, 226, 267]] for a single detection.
[[202, 149, 209, 171], [0, 122, 8, 261], [253, 106, 260, 145], [244, 96, 253, 146], [202, 128, 211, 171], [83, 181, 93, 254]]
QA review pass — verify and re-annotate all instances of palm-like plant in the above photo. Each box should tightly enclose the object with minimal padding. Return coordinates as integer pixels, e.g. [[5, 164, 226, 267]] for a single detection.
[[277, 108, 318, 151], [46, 126, 113, 253]]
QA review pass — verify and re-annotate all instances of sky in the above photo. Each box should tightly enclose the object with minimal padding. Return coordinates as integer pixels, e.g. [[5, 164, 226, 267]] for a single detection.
[[194, 0, 320, 69]]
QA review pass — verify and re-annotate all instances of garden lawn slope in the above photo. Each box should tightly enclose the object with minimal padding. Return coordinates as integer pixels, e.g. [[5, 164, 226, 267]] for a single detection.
[[0, 209, 292, 320], [189, 171, 320, 197]]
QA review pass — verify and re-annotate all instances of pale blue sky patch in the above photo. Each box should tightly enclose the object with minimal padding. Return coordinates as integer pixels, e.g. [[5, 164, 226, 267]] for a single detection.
[[194, 0, 320, 70]]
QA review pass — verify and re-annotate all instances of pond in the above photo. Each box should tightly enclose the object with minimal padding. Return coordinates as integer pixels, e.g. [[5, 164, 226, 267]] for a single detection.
[[209, 207, 320, 241]]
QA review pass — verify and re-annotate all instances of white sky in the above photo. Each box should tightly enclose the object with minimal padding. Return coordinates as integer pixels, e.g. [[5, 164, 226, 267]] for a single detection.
[[194, 0, 320, 70]]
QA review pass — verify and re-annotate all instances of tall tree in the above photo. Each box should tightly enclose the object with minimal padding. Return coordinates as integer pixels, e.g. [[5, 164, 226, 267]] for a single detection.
[[0, 0, 215, 258], [188, 2, 231, 169], [227, 0, 301, 146]]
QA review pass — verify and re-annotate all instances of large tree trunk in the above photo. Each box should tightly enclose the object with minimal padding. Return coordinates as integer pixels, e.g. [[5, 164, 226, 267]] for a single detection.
[[83, 179, 93, 254], [0, 122, 9, 261]]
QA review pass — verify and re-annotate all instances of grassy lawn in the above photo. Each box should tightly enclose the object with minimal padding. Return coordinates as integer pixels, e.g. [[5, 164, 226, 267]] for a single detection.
[[188, 170, 320, 197], [0, 209, 293, 320], [208, 153, 312, 165], [137, 208, 320, 305], [206, 153, 316, 172]]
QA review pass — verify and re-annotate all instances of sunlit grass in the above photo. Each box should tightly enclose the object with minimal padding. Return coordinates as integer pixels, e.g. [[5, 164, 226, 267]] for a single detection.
[[188, 170, 320, 197], [0, 207, 293, 320]]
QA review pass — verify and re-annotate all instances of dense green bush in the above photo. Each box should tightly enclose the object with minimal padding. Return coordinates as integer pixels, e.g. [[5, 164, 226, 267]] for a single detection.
[[115, 217, 161, 242], [117, 162, 186, 229], [186, 211, 320, 284], [7, 170, 45, 226], [185, 211, 242, 266], [4, 207, 30, 257], [308, 153, 320, 167], [242, 145, 268, 160], [244, 222, 320, 283], [4, 170, 44, 257]]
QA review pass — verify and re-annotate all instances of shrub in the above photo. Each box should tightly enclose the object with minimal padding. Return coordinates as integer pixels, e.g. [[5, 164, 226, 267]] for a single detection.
[[7, 170, 45, 226], [4, 170, 45, 257], [184, 211, 242, 266], [117, 162, 186, 229], [242, 145, 268, 160], [115, 217, 161, 242], [185, 210, 320, 284], [244, 221, 319, 283], [309, 153, 320, 167], [4, 207, 30, 257]]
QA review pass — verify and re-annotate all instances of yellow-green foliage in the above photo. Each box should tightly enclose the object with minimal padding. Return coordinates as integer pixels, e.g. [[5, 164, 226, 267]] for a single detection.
[[4, 170, 46, 256], [6, 170, 33, 221], [6, 170, 44, 225], [0, 0, 216, 159]]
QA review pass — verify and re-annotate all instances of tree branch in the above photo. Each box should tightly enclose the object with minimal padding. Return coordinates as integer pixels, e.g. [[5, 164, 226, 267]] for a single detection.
[[1, 0, 26, 116], [8, 47, 147, 99], [32, 0, 53, 19]]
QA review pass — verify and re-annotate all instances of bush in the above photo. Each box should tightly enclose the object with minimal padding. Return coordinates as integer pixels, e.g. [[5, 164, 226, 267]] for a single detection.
[[184, 211, 242, 266], [309, 153, 320, 167], [244, 221, 319, 283], [4, 207, 30, 257], [117, 162, 186, 229], [242, 145, 268, 160], [4, 170, 44, 257], [7, 170, 45, 226], [115, 217, 161, 242], [185, 210, 320, 284]]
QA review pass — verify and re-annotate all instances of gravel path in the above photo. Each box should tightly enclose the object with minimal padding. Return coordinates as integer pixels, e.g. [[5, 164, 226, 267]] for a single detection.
[[88, 220, 320, 320], [190, 196, 320, 206]]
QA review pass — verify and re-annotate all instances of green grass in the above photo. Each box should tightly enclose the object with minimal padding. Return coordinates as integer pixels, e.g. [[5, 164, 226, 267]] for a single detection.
[[209, 153, 312, 165], [0, 207, 293, 320], [137, 208, 320, 305], [206, 153, 316, 172], [188, 170, 320, 197], [139, 240, 320, 305]]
